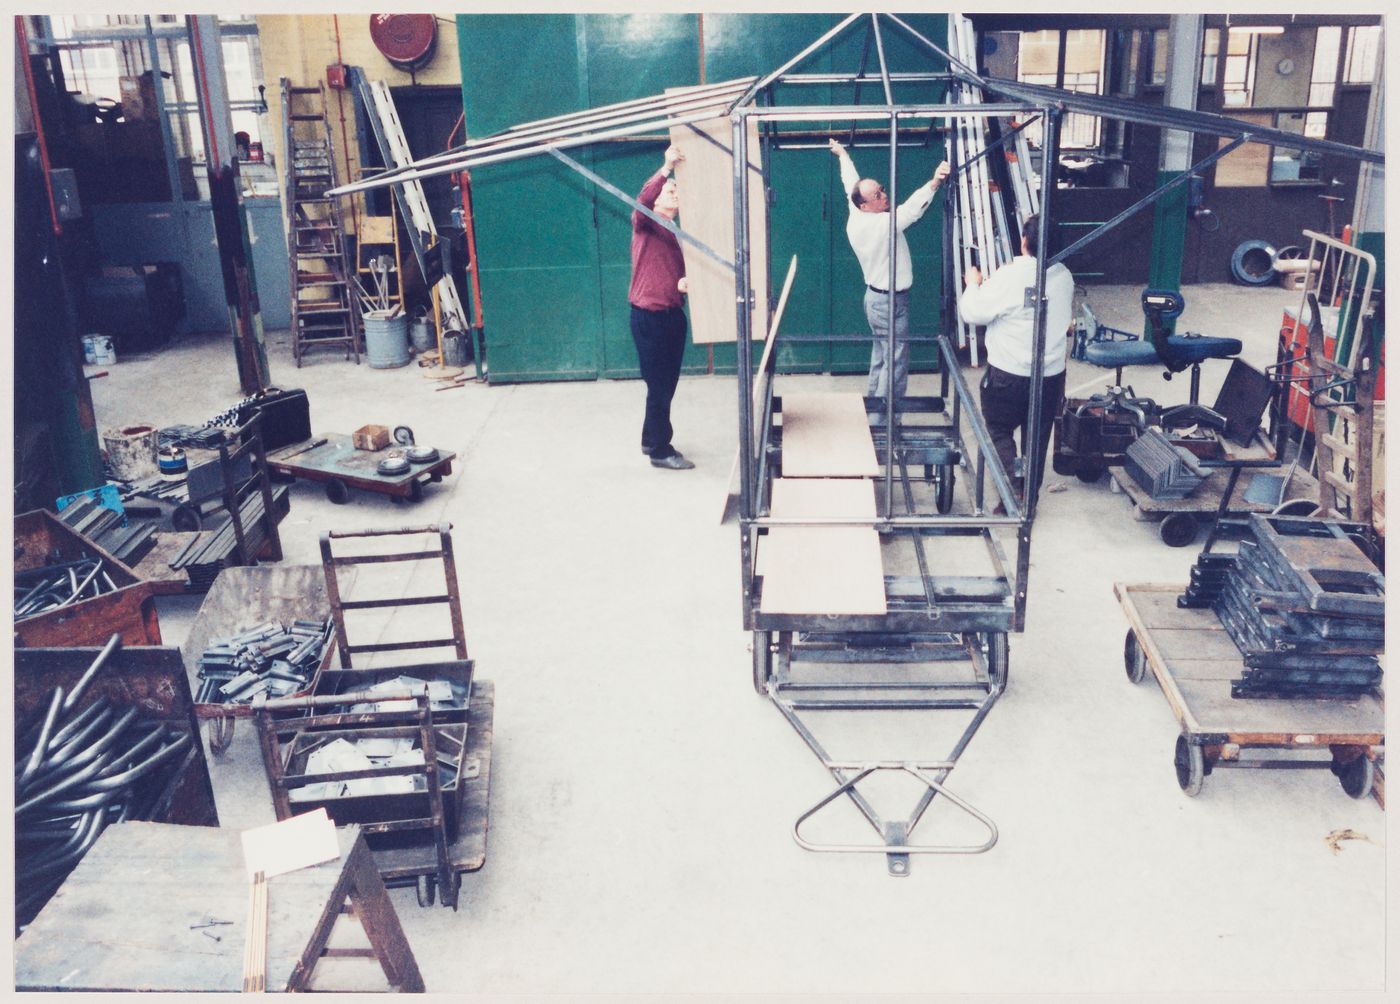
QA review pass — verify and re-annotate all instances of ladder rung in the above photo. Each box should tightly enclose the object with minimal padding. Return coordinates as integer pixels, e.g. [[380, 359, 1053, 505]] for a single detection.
[[288, 86, 322, 94], [1322, 471, 1356, 495], [1321, 433, 1357, 458], [290, 114, 325, 121]]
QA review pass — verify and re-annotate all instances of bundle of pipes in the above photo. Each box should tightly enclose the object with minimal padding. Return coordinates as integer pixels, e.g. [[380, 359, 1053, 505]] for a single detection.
[[14, 556, 119, 620], [13, 635, 193, 931], [57, 496, 159, 567], [195, 617, 335, 706]]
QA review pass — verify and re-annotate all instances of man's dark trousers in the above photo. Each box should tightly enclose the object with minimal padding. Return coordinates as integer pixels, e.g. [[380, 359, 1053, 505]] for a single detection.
[[630, 305, 687, 459], [979, 365, 1066, 499]]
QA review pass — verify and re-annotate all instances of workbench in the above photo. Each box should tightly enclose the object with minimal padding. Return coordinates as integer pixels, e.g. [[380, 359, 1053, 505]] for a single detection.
[[1115, 582, 1383, 798], [13, 821, 424, 993]]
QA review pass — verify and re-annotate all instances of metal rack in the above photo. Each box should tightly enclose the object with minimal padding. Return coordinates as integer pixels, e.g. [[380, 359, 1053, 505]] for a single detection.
[[327, 12, 1382, 870]]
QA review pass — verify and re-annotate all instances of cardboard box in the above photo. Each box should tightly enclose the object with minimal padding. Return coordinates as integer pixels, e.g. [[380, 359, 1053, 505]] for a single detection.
[[352, 424, 391, 451]]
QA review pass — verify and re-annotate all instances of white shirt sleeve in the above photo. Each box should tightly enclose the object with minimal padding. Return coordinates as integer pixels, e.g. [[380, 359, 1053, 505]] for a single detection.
[[958, 264, 1018, 326], [838, 154, 860, 216], [893, 182, 935, 232]]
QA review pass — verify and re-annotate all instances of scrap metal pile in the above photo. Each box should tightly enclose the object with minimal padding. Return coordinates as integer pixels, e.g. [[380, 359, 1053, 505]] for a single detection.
[[55, 496, 158, 566], [195, 617, 335, 705], [1179, 516, 1384, 699], [13, 636, 192, 931]]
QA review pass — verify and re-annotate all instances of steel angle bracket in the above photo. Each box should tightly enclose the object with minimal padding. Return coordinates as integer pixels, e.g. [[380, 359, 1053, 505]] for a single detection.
[[792, 761, 998, 876]]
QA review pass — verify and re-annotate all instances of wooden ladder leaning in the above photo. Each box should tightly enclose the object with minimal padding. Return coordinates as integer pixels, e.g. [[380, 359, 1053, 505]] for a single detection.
[[282, 78, 361, 366]]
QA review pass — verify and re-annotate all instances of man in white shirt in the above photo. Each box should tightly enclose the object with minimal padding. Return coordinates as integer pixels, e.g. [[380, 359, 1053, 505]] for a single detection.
[[958, 213, 1075, 504], [829, 139, 951, 398]]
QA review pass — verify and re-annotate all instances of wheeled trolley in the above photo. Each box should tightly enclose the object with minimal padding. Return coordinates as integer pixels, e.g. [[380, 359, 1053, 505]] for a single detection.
[[266, 432, 456, 505], [1115, 582, 1383, 798], [1109, 462, 1319, 548]]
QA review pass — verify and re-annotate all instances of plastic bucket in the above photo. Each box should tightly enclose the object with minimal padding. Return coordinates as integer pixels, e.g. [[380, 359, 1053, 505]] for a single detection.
[[363, 311, 410, 369], [409, 316, 435, 354]]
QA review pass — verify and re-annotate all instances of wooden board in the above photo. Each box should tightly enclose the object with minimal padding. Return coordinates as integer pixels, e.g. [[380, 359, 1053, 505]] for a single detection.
[[758, 478, 886, 616], [668, 108, 766, 345], [1115, 583, 1384, 743], [267, 433, 456, 496], [780, 393, 881, 478]]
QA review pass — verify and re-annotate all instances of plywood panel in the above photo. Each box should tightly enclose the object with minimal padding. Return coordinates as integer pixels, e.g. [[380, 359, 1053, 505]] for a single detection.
[[758, 478, 886, 615], [668, 105, 767, 344], [780, 392, 880, 478], [1214, 112, 1272, 188]]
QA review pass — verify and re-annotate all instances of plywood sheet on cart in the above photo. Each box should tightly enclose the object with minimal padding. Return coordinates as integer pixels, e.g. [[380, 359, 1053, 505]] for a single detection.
[[1175, 679, 1384, 738], [1150, 627, 1245, 663], [758, 478, 885, 615], [668, 105, 766, 344], [779, 392, 881, 478]]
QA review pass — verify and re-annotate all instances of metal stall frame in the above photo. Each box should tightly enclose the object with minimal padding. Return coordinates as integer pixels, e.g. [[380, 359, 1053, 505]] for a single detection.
[[327, 13, 1383, 869]]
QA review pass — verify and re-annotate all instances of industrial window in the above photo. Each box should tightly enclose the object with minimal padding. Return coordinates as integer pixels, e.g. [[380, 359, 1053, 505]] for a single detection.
[[1220, 29, 1258, 107], [1343, 25, 1381, 84]]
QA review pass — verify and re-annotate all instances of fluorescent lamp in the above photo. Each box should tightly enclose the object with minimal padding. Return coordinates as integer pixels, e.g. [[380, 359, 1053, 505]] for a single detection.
[[1228, 25, 1285, 35]]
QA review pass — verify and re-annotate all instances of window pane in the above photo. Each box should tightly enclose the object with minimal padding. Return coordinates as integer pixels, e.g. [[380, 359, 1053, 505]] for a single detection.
[[1312, 25, 1341, 83], [1201, 29, 1220, 85], [1304, 111, 1328, 139], [1344, 25, 1381, 84], [1308, 82, 1335, 107], [1149, 29, 1168, 85], [1018, 30, 1060, 79]]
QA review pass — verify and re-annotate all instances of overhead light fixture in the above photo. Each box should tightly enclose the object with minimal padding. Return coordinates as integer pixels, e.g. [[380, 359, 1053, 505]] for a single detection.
[[1228, 25, 1285, 35]]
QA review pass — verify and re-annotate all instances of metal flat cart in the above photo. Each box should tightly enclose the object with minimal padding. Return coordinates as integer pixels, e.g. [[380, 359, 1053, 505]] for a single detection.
[[1115, 582, 1383, 798], [266, 433, 456, 504], [371, 679, 494, 907], [1109, 462, 1319, 548]]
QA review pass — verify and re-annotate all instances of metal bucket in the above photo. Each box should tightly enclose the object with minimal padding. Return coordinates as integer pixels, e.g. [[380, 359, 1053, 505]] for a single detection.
[[363, 311, 411, 369], [442, 330, 468, 367], [409, 316, 435, 354]]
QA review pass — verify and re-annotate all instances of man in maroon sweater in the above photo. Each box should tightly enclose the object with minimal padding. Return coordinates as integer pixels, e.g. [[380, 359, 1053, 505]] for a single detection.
[[629, 144, 694, 470]]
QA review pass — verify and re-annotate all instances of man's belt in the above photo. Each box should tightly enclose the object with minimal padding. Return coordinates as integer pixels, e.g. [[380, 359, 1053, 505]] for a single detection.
[[867, 285, 909, 295]]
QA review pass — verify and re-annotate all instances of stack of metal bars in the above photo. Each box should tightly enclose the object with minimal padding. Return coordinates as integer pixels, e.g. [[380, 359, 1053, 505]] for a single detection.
[[1179, 517, 1385, 700], [166, 487, 286, 590], [1124, 428, 1209, 500], [56, 497, 158, 567], [14, 557, 119, 620]]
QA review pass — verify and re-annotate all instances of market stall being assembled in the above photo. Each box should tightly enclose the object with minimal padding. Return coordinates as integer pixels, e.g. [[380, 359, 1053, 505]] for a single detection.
[[329, 12, 1382, 873]]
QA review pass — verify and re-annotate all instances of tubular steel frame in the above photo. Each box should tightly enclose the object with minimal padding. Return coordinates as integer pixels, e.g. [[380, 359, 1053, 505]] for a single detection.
[[331, 13, 1382, 870]]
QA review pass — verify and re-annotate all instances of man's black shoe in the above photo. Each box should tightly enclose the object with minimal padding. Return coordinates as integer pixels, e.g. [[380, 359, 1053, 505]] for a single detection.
[[651, 452, 695, 470]]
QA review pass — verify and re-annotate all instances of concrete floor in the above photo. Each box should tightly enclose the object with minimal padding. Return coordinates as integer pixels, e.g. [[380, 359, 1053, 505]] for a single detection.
[[84, 282, 1386, 996]]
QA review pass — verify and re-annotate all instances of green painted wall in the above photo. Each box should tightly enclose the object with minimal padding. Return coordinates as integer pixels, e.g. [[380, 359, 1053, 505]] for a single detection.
[[458, 13, 948, 384]]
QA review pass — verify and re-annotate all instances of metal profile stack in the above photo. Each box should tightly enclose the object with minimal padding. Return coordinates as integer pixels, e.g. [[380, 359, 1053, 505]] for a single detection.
[[946, 14, 1018, 366], [1180, 516, 1384, 700], [1123, 428, 1208, 500], [55, 497, 158, 567]]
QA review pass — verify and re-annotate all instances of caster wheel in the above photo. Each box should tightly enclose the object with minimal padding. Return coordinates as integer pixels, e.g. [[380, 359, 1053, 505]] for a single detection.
[[324, 479, 351, 505], [1124, 630, 1148, 684], [207, 716, 235, 755], [1174, 734, 1205, 796], [752, 631, 773, 696], [982, 631, 1009, 694], [936, 464, 956, 514], [1076, 466, 1105, 484], [415, 875, 435, 907], [406, 479, 423, 502], [393, 425, 416, 446], [1160, 513, 1199, 548], [172, 504, 203, 533], [1338, 755, 1375, 799]]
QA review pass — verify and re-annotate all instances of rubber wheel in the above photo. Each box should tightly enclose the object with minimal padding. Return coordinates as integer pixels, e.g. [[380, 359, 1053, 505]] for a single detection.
[[1231, 239, 1278, 286], [172, 504, 203, 533], [1159, 513, 1198, 548], [936, 464, 956, 514], [981, 631, 1009, 694], [393, 425, 416, 446], [324, 479, 351, 505], [752, 631, 773, 696], [407, 478, 423, 502], [1338, 755, 1375, 799], [1076, 466, 1105, 484], [415, 874, 435, 907], [1175, 734, 1205, 796], [207, 716, 235, 755], [1124, 629, 1148, 684]]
